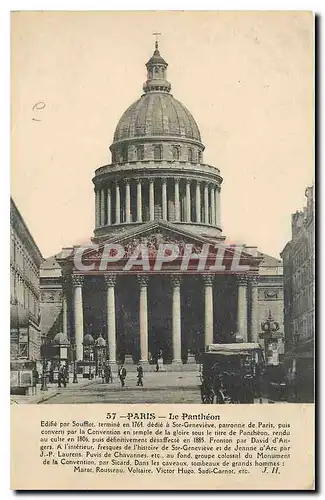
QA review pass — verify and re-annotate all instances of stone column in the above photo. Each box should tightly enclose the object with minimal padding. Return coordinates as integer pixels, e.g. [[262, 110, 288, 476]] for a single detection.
[[204, 183, 209, 224], [162, 177, 167, 220], [115, 181, 120, 224], [95, 189, 100, 228], [174, 178, 180, 221], [72, 275, 84, 361], [250, 276, 259, 343], [211, 185, 216, 225], [215, 187, 221, 227], [136, 179, 142, 222], [203, 275, 214, 346], [105, 275, 117, 365], [171, 275, 182, 364], [149, 179, 155, 221], [106, 187, 111, 226], [137, 275, 149, 364], [62, 277, 69, 338], [100, 188, 105, 226], [237, 276, 248, 341], [196, 181, 201, 223], [186, 180, 191, 222], [125, 179, 131, 223]]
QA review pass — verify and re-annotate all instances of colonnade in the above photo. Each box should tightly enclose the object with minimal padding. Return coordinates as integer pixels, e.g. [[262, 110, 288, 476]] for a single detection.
[[63, 274, 260, 364], [95, 177, 221, 228]]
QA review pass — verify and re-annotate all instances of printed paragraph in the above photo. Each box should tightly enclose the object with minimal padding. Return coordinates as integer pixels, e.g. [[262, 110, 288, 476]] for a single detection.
[[39, 411, 292, 476]]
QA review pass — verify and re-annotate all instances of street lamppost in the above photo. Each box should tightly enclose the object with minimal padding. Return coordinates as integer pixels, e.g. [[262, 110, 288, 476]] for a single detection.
[[40, 338, 50, 391], [94, 333, 107, 377], [259, 310, 282, 365], [40, 358, 48, 391], [72, 343, 78, 383], [83, 331, 95, 379]]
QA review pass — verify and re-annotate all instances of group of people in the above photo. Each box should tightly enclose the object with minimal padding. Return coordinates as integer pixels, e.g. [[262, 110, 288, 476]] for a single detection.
[[100, 363, 144, 388], [53, 362, 145, 389]]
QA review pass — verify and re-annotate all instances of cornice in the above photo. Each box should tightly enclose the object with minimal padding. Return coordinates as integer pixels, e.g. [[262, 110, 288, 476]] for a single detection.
[[110, 135, 204, 150], [93, 164, 222, 186]]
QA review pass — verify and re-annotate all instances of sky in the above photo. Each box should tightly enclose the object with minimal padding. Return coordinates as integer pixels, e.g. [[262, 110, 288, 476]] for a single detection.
[[11, 11, 314, 259]]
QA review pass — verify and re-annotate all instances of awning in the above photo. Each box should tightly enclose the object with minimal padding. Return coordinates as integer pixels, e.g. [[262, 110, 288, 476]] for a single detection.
[[206, 343, 262, 354]]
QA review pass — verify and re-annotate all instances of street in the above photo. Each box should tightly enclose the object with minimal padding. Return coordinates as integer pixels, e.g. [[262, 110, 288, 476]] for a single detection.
[[39, 370, 201, 404], [35, 371, 273, 405], [10, 370, 282, 405]]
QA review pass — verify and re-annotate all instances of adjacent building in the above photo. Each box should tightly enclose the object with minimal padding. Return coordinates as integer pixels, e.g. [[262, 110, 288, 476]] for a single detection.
[[281, 186, 315, 402], [10, 198, 43, 371]]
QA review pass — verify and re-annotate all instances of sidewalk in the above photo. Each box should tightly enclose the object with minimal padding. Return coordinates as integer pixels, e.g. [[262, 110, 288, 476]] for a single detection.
[[10, 377, 96, 405]]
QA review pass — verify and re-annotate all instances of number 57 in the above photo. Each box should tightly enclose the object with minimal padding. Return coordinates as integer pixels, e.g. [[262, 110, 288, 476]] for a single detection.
[[106, 412, 116, 420]]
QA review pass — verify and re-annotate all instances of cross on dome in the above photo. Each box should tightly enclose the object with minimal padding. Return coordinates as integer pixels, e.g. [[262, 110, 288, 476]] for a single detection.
[[153, 31, 162, 50]]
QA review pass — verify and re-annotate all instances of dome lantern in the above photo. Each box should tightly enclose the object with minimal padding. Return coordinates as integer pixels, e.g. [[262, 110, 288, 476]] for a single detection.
[[143, 40, 171, 94]]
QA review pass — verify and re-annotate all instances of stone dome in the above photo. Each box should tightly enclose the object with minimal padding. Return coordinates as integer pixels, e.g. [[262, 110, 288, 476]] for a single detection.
[[113, 93, 201, 144], [111, 41, 202, 147], [93, 41, 223, 242]]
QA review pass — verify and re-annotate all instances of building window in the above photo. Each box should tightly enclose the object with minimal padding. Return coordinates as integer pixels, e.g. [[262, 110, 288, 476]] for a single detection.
[[154, 145, 162, 160], [198, 151, 203, 163], [19, 342, 28, 358], [136, 146, 144, 161], [172, 146, 180, 161], [119, 146, 128, 163], [188, 148, 193, 162]]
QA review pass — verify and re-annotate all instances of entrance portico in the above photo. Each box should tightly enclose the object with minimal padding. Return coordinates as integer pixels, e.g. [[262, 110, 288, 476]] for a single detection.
[[59, 222, 262, 365]]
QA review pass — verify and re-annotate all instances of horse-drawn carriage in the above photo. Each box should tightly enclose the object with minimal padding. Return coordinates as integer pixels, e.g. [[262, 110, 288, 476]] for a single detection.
[[199, 343, 265, 404]]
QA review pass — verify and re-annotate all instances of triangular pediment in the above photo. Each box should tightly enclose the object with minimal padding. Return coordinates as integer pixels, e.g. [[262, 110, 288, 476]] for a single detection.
[[97, 220, 220, 247], [63, 221, 261, 275]]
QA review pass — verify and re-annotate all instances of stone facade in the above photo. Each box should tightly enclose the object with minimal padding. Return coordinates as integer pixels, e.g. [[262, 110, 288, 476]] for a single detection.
[[281, 186, 314, 401], [10, 198, 43, 361]]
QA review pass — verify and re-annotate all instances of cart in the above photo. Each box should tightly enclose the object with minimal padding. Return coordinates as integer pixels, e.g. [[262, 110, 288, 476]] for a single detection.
[[199, 343, 265, 404]]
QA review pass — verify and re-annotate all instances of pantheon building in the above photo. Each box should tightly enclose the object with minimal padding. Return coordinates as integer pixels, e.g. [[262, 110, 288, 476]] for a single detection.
[[40, 42, 284, 367]]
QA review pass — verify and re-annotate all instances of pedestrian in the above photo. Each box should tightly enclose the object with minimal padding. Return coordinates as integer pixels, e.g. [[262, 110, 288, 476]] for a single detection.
[[255, 362, 263, 403], [49, 366, 54, 384], [118, 364, 127, 387], [32, 367, 39, 386], [58, 364, 66, 388], [136, 364, 144, 386], [105, 364, 113, 384]]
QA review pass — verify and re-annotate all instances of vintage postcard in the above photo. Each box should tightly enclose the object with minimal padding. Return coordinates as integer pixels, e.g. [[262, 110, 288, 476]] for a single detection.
[[10, 11, 314, 490]]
